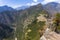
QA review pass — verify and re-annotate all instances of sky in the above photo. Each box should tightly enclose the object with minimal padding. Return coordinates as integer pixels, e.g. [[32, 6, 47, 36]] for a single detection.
[[0, 0, 60, 8]]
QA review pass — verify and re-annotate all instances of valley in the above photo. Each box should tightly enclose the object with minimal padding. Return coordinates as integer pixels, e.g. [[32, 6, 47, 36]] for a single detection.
[[0, 2, 60, 40]]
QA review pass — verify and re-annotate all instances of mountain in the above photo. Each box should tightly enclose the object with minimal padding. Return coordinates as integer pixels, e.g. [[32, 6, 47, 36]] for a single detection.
[[44, 2, 60, 15], [16, 6, 29, 10], [0, 3, 49, 40], [0, 23, 14, 39], [0, 5, 17, 24], [1, 2, 59, 40], [0, 11, 17, 25], [0, 5, 15, 12], [0, 5, 17, 40], [17, 3, 49, 40]]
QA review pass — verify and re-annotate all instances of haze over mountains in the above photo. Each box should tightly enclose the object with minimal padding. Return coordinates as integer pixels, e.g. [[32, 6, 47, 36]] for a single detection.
[[44, 2, 60, 14], [0, 2, 60, 13], [0, 2, 60, 40], [0, 2, 60, 30], [16, 6, 29, 10]]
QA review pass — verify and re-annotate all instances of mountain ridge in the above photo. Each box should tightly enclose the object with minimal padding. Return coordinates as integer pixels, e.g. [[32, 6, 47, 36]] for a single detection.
[[44, 2, 60, 15], [0, 5, 16, 12]]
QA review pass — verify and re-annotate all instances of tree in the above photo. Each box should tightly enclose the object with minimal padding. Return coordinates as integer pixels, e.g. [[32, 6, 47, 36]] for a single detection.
[[53, 13, 60, 33], [0, 23, 14, 40]]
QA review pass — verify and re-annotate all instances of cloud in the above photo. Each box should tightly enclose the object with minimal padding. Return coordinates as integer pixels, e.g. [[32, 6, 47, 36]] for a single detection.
[[33, 0, 38, 2], [13, 2, 40, 8], [56, 0, 60, 3], [26, 2, 39, 6], [11, 0, 60, 8], [26, 0, 40, 6], [41, 0, 60, 4], [12, 5, 23, 8]]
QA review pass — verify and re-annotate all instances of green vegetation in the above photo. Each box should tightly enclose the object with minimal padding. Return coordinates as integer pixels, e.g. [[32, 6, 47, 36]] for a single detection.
[[8, 3, 48, 40], [16, 4, 45, 40], [25, 19, 45, 40], [53, 13, 60, 33]]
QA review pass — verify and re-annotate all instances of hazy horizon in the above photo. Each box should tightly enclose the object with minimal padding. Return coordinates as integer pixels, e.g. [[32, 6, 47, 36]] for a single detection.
[[0, 0, 60, 8]]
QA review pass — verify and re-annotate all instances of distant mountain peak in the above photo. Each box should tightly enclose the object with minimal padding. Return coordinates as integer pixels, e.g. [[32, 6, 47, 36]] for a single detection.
[[45, 2, 59, 7], [0, 5, 15, 12], [0, 5, 10, 8], [44, 2, 60, 15], [48, 2, 58, 4], [3, 5, 8, 7]]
